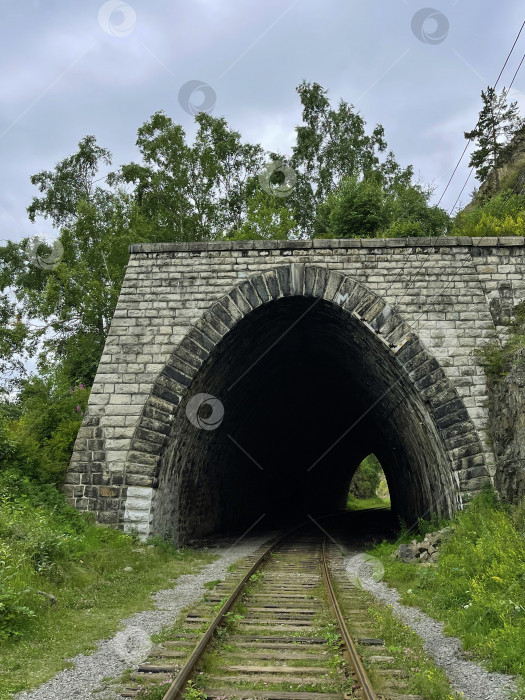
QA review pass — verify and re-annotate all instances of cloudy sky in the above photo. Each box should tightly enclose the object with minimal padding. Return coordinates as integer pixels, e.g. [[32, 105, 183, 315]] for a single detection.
[[1, 0, 524, 244]]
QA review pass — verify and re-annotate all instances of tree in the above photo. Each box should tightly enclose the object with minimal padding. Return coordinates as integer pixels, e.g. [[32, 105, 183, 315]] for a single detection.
[[349, 454, 383, 500], [314, 175, 449, 238], [315, 176, 390, 238], [27, 136, 112, 228], [0, 291, 30, 394], [0, 82, 448, 397], [0, 81, 455, 488], [118, 111, 265, 241], [289, 81, 414, 237], [1, 137, 144, 389], [227, 190, 298, 240], [465, 87, 523, 189], [385, 181, 450, 237]]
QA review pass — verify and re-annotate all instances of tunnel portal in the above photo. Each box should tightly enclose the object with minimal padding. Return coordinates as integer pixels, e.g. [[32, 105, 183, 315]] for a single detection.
[[152, 295, 457, 543], [65, 239, 511, 541]]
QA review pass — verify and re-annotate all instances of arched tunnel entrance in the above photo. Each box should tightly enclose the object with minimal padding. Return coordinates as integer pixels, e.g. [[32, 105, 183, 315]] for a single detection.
[[151, 294, 462, 544]]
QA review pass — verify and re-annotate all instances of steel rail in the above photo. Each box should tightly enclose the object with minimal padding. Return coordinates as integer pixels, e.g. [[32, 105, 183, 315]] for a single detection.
[[161, 535, 283, 700], [161, 520, 383, 700], [321, 539, 379, 700]]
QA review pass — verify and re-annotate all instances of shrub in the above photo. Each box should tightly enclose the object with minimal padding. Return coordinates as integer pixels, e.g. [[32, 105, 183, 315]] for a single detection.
[[474, 301, 525, 381], [327, 176, 391, 238], [0, 469, 97, 638], [0, 576, 36, 640], [313, 176, 450, 239], [384, 183, 450, 237], [452, 192, 525, 236], [1, 374, 89, 484]]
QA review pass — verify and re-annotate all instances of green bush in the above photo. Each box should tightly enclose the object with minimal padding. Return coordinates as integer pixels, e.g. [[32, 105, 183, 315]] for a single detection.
[[431, 492, 525, 672], [0, 577, 36, 640], [0, 462, 214, 697], [1, 374, 89, 484], [0, 420, 39, 479], [386, 220, 425, 237], [313, 176, 450, 239], [384, 183, 450, 237], [0, 467, 121, 639], [452, 192, 525, 237], [474, 301, 525, 381], [327, 176, 391, 238]]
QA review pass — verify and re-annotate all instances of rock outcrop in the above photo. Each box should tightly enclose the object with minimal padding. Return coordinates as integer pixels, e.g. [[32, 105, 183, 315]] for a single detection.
[[395, 527, 454, 564], [488, 348, 525, 502]]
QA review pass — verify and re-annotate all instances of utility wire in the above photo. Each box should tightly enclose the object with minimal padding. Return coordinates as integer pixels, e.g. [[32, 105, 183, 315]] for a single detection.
[[437, 20, 525, 207], [449, 46, 525, 216], [494, 22, 525, 89], [437, 142, 470, 206], [449, 168, 474, 215], [510, 52, 525, 88], [400, 27, 525, 311]]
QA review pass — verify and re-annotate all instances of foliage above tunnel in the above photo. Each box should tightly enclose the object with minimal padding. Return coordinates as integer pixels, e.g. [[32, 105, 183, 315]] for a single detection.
[[451, 88, 525, 236], [0, 80, 520, 490], [0, 82, 447, 391]]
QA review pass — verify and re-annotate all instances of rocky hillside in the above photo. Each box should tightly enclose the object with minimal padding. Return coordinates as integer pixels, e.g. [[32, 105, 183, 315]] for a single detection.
[[468, 124, 525, 204], [488, 349, 525, 501], [477, 305, 525, 502]]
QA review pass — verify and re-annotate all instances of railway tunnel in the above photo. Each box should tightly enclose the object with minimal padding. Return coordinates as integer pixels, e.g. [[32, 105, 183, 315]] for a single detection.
[[151, 294, 460, 543], [67, 243, 512, 541]]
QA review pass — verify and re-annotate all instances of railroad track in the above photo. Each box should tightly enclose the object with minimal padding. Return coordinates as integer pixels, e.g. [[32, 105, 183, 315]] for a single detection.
[[120, 533, 425, 700]]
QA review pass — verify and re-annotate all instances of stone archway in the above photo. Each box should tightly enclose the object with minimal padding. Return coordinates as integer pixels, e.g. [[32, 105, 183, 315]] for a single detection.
[[122, 264, 490, 543]]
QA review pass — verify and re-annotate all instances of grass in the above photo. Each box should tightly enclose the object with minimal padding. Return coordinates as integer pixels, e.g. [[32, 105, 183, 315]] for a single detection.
[[0, 545, 215, 699], [347, 494, 391, 511], [192, 561, 458, 699], [370, 489, 525, 686], [132, 676, 178, 700], [362, 601, 461, 699], [203, 579, 221, 590], [0, 470, 216, 699]]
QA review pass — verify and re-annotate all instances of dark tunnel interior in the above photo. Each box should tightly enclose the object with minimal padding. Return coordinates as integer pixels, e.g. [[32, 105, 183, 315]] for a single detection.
[[153, 297, 459, 544]]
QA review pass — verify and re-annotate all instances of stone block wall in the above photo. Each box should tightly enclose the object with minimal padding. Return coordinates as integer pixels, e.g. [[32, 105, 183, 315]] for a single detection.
[[64, 237, 525, 538]]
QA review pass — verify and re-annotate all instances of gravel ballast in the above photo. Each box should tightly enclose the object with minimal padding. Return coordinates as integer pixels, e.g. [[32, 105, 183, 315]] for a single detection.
[[345, 553, 517, 700], [16, 536, 267, 700]]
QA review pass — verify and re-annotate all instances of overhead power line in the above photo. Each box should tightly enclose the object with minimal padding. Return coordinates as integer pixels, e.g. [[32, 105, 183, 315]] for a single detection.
[[437, 20, 525, 208], [510, 52, 525, 88], [448, 45, 525, 215], [494, 21, 525, 89]]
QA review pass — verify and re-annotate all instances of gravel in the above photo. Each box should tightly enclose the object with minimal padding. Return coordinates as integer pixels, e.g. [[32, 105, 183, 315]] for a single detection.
[[16, 536, 267, 700], [344, 552, 517, 700]]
